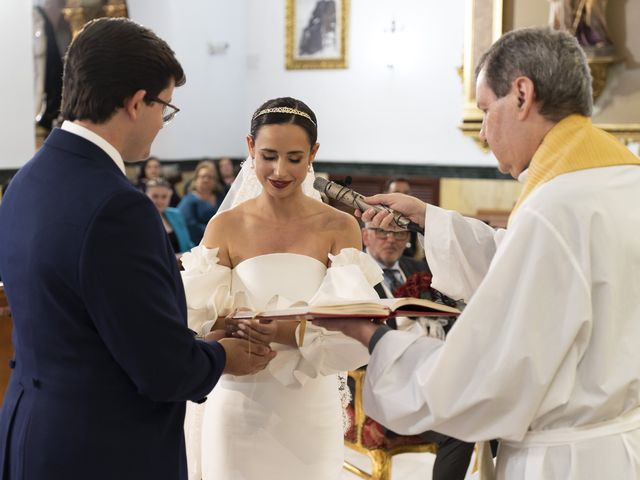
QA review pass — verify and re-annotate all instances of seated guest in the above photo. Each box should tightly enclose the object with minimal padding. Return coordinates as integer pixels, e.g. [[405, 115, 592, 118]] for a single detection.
[[178, 160, 224, 244], [361, 222, 474, 480], [363, 223, 429, 332], [135, 156, 181, 207], [217, 157, 237, 195], [146, 178, 194, 257], [362, 223, 460, 334], [383, 177, 412, 195], [383, 177, 417, 257]]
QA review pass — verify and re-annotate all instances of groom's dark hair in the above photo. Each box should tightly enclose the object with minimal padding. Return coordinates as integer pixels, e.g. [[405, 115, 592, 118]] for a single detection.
[[61, 17, 185, 124]]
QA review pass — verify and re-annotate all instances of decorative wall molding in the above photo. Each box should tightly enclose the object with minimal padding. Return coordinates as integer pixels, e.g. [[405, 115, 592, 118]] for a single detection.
[[313, 161, 510, 179]]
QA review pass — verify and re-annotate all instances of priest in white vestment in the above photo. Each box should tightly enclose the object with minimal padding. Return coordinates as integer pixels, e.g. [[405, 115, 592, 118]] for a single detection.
[[316, 27, 640, 479]]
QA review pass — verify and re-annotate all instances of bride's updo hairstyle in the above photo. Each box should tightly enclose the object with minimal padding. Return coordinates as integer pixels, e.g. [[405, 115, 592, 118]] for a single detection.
[[250, 97, 318, 147]]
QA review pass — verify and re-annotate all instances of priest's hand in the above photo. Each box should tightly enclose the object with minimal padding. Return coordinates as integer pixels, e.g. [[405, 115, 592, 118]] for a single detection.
[[217, 338, 277, 376], [312, 318, 380, 348], [356, 193, 427, 229]]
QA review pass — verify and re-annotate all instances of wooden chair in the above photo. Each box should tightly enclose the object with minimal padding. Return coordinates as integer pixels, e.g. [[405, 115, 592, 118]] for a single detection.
[[343, 368, 438, 480], [475, 209, 511, 229], [0, 283, 14, 404]]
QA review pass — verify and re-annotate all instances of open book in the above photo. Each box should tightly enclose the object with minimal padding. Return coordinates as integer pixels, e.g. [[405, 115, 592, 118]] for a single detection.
[[231, 297, 460, 321]]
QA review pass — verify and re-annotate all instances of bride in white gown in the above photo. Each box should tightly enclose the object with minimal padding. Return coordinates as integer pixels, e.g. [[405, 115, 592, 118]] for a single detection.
[[181, 97, 383, 480]]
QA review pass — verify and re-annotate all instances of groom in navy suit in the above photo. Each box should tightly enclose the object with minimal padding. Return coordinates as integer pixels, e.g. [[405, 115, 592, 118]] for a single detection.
[[0, 18, 274, 480]]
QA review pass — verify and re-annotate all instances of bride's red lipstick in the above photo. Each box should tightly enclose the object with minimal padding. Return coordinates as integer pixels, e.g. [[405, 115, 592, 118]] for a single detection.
[[269, 179, 292, 189]]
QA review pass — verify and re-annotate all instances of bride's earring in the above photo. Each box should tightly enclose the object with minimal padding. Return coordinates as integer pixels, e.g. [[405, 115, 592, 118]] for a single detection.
[[307, 163, 312, 172], [251, 158, 255, 169]]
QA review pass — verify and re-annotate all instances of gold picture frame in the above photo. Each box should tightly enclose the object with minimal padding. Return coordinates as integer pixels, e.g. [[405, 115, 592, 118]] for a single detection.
[[461, 0, 640, 146], [286, 0, 349, 70], [63, 0, 129, 38]]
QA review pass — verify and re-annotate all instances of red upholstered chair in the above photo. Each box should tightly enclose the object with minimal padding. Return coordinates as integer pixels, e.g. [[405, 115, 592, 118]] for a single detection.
[[343, 368, 438, 480], [0, 284, 14, 404]]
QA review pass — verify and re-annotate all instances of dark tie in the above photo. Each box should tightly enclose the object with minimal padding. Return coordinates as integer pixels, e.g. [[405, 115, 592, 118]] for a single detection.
[[383, 268, 402, 295]]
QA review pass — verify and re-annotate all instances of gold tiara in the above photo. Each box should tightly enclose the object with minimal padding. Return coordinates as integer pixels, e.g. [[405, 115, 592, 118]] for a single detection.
[[253, 107, 316, 126]]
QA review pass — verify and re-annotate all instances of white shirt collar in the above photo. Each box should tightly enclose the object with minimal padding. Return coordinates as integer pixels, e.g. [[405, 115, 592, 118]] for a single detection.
[[61, 121, 126, 175], [517, 168, 529, 184]]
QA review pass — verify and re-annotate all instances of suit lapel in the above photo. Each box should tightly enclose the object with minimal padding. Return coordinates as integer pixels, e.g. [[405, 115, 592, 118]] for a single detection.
[[374, 283, 387, 299]]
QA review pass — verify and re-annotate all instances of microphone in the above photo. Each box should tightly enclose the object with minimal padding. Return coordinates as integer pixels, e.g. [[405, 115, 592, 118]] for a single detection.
[[313, 176, 424, 234]]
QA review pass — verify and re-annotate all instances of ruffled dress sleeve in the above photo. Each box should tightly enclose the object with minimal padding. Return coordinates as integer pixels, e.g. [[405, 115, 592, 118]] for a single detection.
[[268, 248, 383, 387], [180, 245, 233, 336]]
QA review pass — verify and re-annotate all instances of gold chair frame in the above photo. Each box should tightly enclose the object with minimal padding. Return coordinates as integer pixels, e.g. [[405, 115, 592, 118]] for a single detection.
[[344, 369, 438, 480]]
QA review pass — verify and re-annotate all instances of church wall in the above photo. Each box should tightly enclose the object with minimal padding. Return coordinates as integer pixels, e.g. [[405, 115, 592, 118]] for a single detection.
[[508, 0, 640, 125], [0, 1, 36, 170], [2, 0, 497, 172], [13, 0, 638, 212], [242, 0, 493, 168], [127, 0, 249, 160]]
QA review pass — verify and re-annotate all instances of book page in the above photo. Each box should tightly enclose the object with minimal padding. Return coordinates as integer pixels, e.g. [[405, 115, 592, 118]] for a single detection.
[[231, 297, 459, 320]]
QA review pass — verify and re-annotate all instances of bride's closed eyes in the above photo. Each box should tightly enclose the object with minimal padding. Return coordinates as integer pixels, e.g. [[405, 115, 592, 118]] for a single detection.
[[259, 151, 304, 163]]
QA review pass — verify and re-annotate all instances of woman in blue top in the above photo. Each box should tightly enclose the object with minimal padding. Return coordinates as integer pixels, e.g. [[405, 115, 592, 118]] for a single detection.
[[178, 160, 224, 244], [146, 178, 194, 256], [135, 156, 181, 207]]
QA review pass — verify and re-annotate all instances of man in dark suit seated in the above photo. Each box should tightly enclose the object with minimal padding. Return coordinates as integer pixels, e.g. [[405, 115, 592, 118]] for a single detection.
[[362, 223, 475, 480], [383, 177, 419, 258], [0, 18, 275, 480]]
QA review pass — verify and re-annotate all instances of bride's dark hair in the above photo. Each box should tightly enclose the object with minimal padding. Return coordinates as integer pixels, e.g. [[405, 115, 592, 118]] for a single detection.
[[250, 97, 318, 146]]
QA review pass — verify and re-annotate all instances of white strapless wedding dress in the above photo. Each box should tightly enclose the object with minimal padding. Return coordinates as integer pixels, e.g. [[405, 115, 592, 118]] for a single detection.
[[181, 248, 382, 480]]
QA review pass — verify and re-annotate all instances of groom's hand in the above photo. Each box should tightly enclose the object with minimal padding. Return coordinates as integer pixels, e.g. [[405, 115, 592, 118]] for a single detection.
[[218, 338, 277, 376], [204, 329, 226, 342]]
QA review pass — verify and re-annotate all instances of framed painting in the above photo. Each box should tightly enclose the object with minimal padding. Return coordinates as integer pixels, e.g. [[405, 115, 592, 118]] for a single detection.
[[285, 0, 349, 69], [461, 0, 640, 146], [459, 0, 504, 148]]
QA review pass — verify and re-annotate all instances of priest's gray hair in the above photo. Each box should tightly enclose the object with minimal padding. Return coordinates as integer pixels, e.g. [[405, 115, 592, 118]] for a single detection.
[[475, 27, 593, 122]]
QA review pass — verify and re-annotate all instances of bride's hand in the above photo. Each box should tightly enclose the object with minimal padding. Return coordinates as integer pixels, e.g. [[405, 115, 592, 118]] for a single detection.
[[234, 319, 278, 346], [224, 308, 251, 338]]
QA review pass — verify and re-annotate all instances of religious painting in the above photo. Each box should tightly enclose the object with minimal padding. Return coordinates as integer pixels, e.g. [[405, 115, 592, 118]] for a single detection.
[[460, 0, 640, 146], [461, 0, 504, 126], [285, 0, 349, 69]]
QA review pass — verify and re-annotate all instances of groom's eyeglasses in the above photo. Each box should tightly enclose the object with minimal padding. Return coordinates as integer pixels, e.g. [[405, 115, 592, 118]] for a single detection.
[[146, 96, 180, 125]]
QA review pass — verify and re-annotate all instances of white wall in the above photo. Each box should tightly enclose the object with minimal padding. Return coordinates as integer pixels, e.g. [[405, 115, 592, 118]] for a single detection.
[[3, 0, 496, 170], [0, 1, 35, 169], [244, 0, 494, 166], [128, 0, 248, 159]]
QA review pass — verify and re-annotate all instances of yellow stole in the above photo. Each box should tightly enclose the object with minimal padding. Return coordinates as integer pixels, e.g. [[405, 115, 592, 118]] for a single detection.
[[508, 114, 640, 226]]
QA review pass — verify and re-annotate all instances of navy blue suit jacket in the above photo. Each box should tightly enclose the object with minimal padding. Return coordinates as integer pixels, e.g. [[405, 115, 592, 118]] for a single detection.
[[0, 129, 226, 480], [374, 256, 430, 329], [373, 256, 430, 300]]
